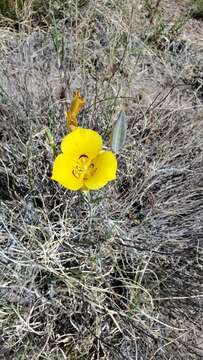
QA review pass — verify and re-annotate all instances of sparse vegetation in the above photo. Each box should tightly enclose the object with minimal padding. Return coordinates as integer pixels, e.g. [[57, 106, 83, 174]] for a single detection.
[[0, 1, 203, 359], [191, 0, 203, 19]]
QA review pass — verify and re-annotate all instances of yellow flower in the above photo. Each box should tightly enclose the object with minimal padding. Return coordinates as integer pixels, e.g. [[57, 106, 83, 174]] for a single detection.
[[51, 128, 117, 191], [65, 90, 86, 132]]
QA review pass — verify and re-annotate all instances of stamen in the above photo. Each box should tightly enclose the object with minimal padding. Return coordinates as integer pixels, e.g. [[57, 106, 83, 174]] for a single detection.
[[72, 155, 97, 181]]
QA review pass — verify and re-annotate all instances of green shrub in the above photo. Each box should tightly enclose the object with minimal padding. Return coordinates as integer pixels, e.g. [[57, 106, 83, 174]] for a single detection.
[[0, 0, 24, 19], [191, 0, 203, 19]]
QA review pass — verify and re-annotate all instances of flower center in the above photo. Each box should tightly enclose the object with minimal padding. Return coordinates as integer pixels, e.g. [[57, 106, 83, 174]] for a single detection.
[[72, 154, 96, 180]]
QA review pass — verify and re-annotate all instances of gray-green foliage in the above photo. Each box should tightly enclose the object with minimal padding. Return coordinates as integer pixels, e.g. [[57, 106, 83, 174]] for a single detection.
[[111, 111, 127, 154]]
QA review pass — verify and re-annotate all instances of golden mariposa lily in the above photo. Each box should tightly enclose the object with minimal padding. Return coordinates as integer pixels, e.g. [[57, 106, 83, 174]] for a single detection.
[[51, 128, 117, 190]]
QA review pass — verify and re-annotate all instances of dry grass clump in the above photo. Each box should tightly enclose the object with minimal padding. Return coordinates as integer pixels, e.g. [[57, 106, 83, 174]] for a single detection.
[[0, 1, 203, 359]]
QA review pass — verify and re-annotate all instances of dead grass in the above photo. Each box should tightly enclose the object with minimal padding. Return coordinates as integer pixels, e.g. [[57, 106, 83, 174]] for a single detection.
[[0, 1, 203, 359]]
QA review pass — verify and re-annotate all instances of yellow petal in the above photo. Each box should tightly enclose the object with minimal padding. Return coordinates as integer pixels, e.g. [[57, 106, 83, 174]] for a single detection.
[[84, 151, 117, 190], [61, 128, 102, 160], [51, 153, 83, 190]]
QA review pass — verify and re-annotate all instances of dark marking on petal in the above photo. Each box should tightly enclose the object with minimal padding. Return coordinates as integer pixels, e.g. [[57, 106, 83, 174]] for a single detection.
[[72, 170, 80, 179], [79, 154, 88, 159]]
